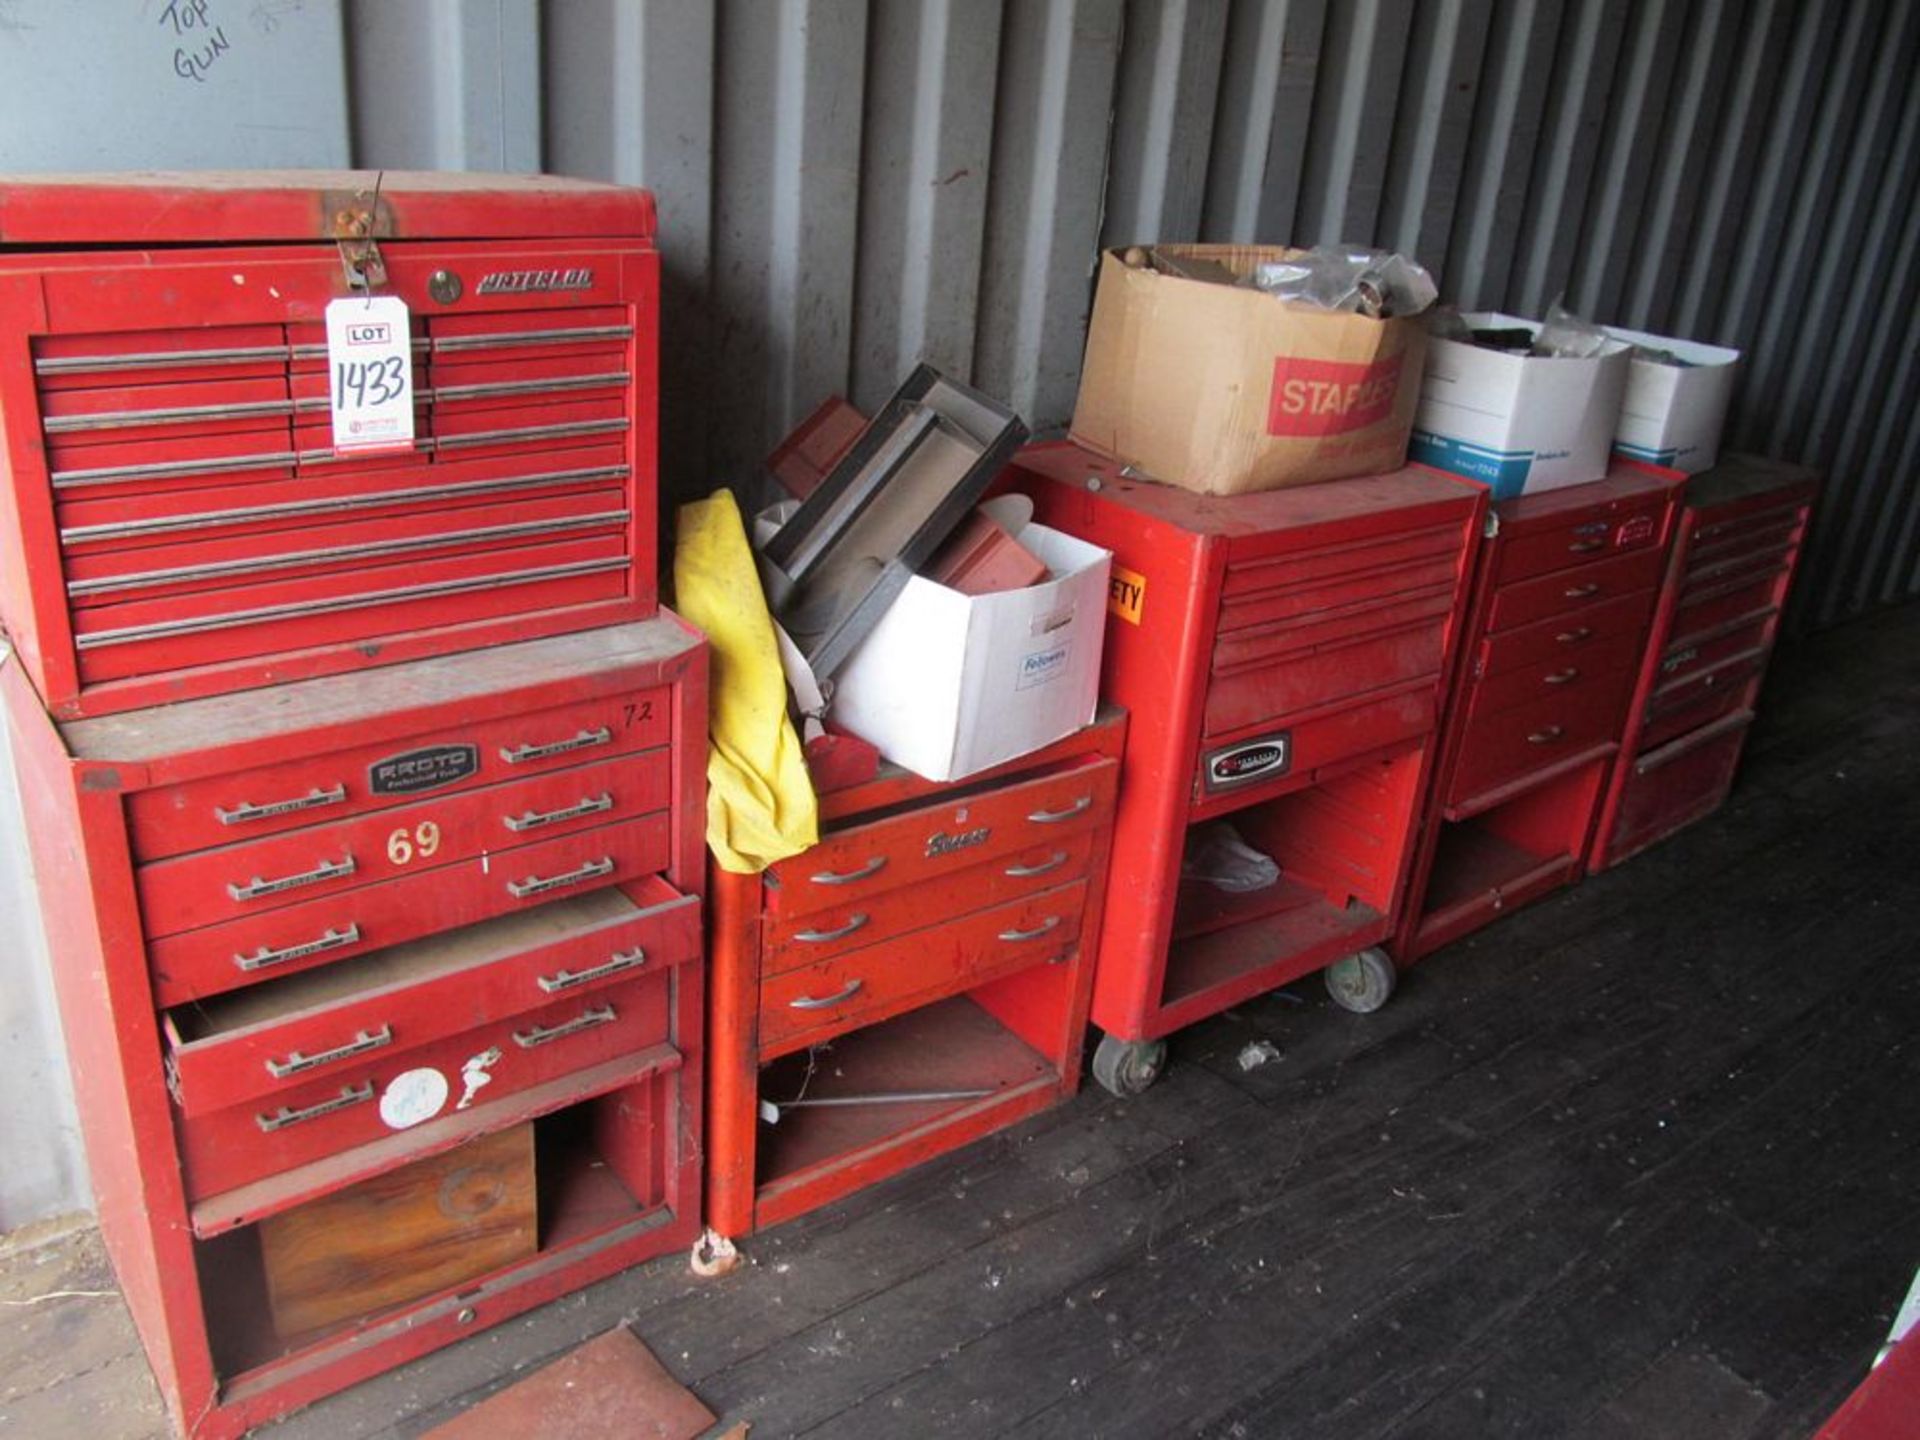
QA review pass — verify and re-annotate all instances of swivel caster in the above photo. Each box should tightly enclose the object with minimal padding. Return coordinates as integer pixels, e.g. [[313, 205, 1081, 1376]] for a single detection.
[[1091, 1033, 1168, 1097], [1324, 946, 1397, 1014], [690, 1227, 741, 1278]]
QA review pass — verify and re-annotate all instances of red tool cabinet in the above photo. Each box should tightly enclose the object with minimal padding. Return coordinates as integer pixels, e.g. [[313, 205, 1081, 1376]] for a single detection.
[[1020, 444, 1484, 1094], [0, 172, 661, 719], [1394, 463, 1683, 963], [1589, 454, 1818, 870], [1, 617, 706, 1439], [706, 712, 1123, 1239]]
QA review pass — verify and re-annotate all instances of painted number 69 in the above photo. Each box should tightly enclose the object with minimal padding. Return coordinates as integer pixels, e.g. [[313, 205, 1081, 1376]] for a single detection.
[[386, 821, 442, 866]]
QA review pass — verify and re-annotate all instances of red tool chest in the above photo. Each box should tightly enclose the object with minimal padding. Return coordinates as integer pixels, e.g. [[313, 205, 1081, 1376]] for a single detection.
[[705, 712, 1123, 1239], [0, 172, 661, 718], [1, 617, 706, 1439], [1394, 463, 1683, 963], [1019, 443, 1484, 1094], [1589, 454, 1818, 871]]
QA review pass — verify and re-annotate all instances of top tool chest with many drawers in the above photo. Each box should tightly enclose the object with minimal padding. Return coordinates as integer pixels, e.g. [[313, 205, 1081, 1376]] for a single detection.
[[1, 617, 706, 1439], [1394, 462, 1683, 963], [1588, 454, 1819, 871], [1022, 443, 1485, 1094], [0, 172, 661, 718]]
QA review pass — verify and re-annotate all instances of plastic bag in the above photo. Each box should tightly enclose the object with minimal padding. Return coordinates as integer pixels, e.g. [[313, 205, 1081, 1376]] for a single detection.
[[1181, 821, 1281, 893], [1244, 245, 1438, 319], [1530, 300, 1612, 359]]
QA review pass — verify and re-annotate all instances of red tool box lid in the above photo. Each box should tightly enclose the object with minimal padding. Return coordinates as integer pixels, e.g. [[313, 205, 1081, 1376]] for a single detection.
[[0, 170, 655, 247]]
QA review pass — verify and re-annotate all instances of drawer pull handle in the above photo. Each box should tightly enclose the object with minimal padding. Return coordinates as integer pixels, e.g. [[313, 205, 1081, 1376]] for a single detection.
[[255, 1082, 375, 1133], [215, 784, 347, 826], [234, 924, 361, 972], [789, 980, 864, 1011], [226, 856, 356, 902], [1028, 796, 1093, 824], [1568, 538, 1605, 553], [503, 792, 615, 833], [1527, 726, 1566, 745], [1555, 627, 1593, 644], [265, 1026, 394, 1079], [810, 856, 887, 886], [512, 1004, 617, 1049], [999, 915, 1063, 943], [795, 914, 870, 944], [500, 727, 612, 765], [1005, 851, 1069, 879], [537, 947, 646, 994], [507, 857, 615, 899], [1543, 668, 1581, 686], [1563, 583, 1602, 600]]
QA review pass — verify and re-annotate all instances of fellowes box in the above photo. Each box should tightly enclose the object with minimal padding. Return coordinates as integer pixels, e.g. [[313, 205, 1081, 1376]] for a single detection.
[[1410, 312, 1631, 499], [830, 524, 1110, 781], [1070, 245, 1427, 495], [1603, 324, 1741, 473]]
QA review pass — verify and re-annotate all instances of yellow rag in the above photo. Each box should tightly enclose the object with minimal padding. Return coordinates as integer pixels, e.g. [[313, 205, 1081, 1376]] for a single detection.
[[674, 489, 818, 873]]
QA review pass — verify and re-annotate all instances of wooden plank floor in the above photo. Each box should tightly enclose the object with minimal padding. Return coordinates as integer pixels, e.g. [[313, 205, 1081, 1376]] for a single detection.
[[6, 600, 1918, 1440]]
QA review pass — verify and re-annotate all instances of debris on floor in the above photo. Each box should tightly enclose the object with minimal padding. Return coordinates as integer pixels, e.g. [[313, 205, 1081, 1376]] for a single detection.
[[1237, 1039, 1283, 1071]]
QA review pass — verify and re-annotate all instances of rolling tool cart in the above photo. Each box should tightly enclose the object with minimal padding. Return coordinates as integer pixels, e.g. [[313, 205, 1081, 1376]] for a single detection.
[[1021, 444, 1484, 1096], [706, 712, 1123, 1238], [1589, 454, 1819, 870], [1394, 463, 1683, 963], [0, 172, 662, 718], [1, 619, 708, 1440]]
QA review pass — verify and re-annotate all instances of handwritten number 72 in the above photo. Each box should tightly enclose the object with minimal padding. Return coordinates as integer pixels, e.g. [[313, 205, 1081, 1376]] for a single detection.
[[334, 356, 407, 411]]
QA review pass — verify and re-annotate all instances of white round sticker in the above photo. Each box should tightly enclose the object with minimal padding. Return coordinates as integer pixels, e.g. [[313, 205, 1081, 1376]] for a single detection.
[[379, 1067, 449, 1130]]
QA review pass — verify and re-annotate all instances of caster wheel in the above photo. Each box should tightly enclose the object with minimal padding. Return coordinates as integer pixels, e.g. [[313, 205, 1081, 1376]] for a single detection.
[[1091, 1033, 1167, 1097], [690, 1227, 741, 1278], [1325, 946, 1397, 1014]]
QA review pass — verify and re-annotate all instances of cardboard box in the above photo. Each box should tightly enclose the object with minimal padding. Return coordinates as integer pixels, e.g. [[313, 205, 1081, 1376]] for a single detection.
[[1602, 324, 1741, 473], [1069, 245, 1428, 495], [1409, 312, 1632, 499], [829, 523, 1110, 781]]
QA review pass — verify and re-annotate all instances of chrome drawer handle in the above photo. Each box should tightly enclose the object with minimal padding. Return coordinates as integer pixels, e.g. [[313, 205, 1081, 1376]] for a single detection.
[[226, 856, 356, 902], [234, 924, 361, 972], [1028, 796, 1092, 824], [1543, 668, 1580, 686], [1568, 538, 1605, 553], [507, 857, 615, 899], [1563, 583, 1602, 599], [500, 727, 612, 765], [999, 915, 1062, 942], [1527, 726, 1566, 744], [502, 792, 614, 833], [789, 979, 864, 1010], [215, 784, 346, 826], [1555, 627, 1593, 644], [513, 1004, 617, 1048], [1005, 851, 1069, 879], [537, 946, 645, 994], [794, 914, 869, 944], [265, 1025, 393, 1079], [810, 856, 887, 886], [255, 1082, 375, 1133]]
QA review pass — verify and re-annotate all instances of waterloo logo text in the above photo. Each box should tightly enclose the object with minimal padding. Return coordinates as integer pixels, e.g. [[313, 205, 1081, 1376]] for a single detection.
[[475, 268, 596, 295], [1268, 353, 1405, 437]]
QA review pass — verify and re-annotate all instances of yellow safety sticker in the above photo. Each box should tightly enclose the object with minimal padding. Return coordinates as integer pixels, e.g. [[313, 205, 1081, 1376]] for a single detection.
[[1108, 565, 1147, 625]]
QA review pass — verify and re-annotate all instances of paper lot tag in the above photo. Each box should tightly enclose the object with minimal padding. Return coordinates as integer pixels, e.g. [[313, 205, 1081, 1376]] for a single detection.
[[1268, 353, 1404, 437], [326, 294, 416, 453]]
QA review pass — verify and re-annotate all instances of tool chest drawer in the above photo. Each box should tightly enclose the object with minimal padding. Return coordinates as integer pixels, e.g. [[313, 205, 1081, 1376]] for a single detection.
[[1492, 507, 1665, 585], [1474, 590, 1657, 679], [764, 756, 1116, 920], [757, 879, 1088, 1058], [0, 173, 666, 719], [1640, 647, 1771, 751], [1484, 545, 1667, 633], [164, 880, 697, 1120], [1608, 712, 1755, 857], [136, 748, 672, 938], [148, 811, 673, 1007], [126, 685, 672, 862], [1447, 664, 1639, 807], [1466, 627, 1644, 718]]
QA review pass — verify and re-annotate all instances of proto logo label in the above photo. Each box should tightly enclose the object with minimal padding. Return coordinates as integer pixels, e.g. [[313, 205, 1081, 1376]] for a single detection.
[[1108, 565, 1147, 625], [1268, 353, 1404, 437], [1616, 513, 1656, 548], [369, 743, 479, 796], [1204, 733, 1292, 792], [1016, 643, 1071, 691], [343, 321, 391, 346]]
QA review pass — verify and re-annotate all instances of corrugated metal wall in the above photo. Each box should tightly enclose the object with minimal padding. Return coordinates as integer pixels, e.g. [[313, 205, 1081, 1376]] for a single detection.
[[332, 0, 1920, 629], [0, 0, 1915, 1228]]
